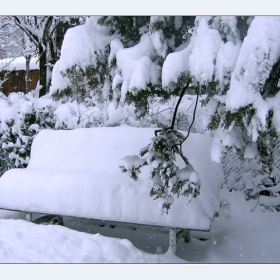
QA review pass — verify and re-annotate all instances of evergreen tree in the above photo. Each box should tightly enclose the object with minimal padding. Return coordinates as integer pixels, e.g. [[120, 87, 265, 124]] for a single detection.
[[49, 16, 280, 212]]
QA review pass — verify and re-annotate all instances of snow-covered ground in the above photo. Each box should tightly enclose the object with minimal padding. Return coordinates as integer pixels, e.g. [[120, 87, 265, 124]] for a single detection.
[[0, 188, 279, 263]]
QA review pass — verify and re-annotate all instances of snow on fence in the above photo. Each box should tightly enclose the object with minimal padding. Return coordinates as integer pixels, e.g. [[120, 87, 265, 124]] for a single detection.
[[222, 140, 280, 189], [0, 57, 39, 72]]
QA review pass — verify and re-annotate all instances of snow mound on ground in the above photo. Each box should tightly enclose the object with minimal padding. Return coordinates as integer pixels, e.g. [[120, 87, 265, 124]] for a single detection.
[[0, 126, 223, 230], [0, 219, 184, 263]]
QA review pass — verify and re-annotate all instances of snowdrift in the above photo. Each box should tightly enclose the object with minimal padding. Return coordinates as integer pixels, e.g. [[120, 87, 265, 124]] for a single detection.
[[0, 126, 223, 230]]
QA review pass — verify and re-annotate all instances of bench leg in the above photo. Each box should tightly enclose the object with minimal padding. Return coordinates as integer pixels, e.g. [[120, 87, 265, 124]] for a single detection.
[[176, 229, 191, 243], [169, 228, 176, 254], [26, 212, 32, 222]]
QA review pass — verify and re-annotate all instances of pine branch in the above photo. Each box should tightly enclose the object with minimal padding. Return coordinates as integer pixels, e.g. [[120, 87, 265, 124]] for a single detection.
[[169, 80, 190, 130], [154, 80, 190, 137], [179, 85, 200, 149]]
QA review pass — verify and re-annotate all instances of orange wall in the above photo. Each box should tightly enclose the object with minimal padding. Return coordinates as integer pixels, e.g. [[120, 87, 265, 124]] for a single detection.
[[0, 70, 40, 96]]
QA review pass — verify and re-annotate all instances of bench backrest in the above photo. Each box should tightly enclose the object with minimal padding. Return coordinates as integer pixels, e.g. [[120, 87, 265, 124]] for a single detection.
[[28, 126, 154, 173]]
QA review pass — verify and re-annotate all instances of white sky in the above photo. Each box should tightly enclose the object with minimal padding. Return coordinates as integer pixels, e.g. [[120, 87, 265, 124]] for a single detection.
[[1, 0, 280, 15]]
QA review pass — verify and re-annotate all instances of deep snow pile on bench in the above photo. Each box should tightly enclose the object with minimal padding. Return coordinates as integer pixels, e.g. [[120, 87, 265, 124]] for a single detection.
[[0, 126, 223, 250]]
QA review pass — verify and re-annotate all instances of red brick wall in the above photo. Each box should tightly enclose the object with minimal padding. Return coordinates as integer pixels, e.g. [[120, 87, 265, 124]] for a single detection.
[[0, 70, 40, 96]]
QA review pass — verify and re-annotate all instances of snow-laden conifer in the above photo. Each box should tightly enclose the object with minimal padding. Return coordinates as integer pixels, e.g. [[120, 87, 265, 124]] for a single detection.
[[7, 15, 280, 212]]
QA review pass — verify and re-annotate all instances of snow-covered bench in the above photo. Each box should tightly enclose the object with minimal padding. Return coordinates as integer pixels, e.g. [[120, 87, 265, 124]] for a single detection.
[[0, 126, 223, 253]]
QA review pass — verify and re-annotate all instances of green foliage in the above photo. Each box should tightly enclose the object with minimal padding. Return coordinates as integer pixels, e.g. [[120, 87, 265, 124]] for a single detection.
[[125, 83, 170, 119], [223, 105, 256, 130], [261, 56, 280, 98], [149, 16, 195, 52], [164, 73, 190, 93], [53, 16, 197, 120], [52, 48, 111, 104], [52, 86, 72, 102], [207, 111, 221, 131], [97, 16, 150, 47], [121, 127, 201, 214], [119, 157, 148, 181], [125, 90, 151, 119], [98, 16, 195, 50], [200, 80, 222, 106], [147, 128, 200, 213], [257, 110, 279, 173], [0, 95, 56, 176]]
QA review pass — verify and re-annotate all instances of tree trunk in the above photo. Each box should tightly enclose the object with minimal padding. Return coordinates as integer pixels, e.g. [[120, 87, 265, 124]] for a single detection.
[[39, 45, 47, 97], [25, 55, 31, 94]]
